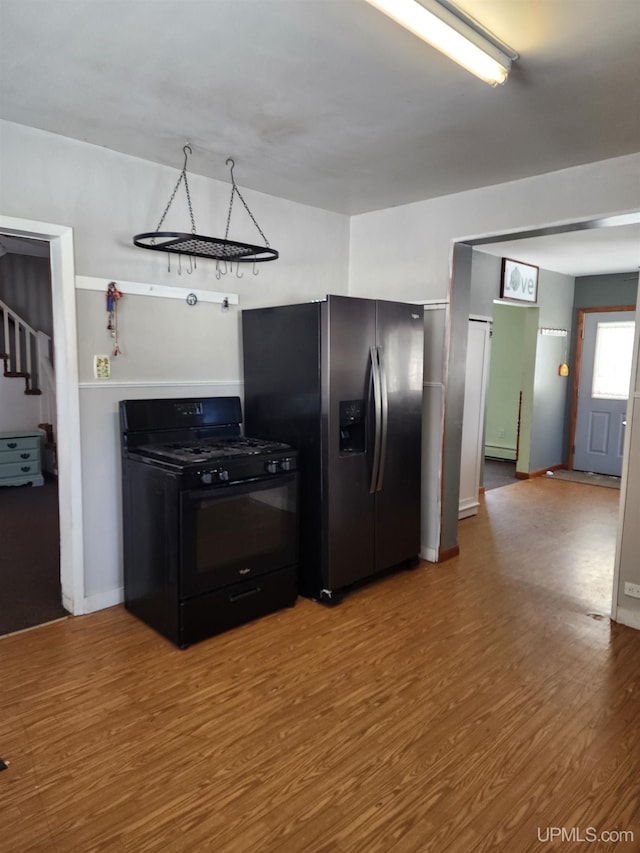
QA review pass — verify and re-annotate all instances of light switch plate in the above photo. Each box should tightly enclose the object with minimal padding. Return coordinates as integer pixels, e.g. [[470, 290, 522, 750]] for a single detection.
[[93, 354, 111, 379]]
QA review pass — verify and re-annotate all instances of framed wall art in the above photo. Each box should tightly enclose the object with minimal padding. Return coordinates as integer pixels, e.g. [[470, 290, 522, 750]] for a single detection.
[[500, 258, 539, 304]]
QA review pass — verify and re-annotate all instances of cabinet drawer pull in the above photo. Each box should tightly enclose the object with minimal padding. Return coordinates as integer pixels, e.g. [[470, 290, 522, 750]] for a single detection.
[[228, 586, 262, 602], [7, 442, 17, 449], [20, 452, 31, 459], [21, 465, 32, 472]]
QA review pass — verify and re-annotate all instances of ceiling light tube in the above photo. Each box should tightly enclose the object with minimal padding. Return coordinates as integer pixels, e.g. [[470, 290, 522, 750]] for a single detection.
[[365, 0, 517, 86]]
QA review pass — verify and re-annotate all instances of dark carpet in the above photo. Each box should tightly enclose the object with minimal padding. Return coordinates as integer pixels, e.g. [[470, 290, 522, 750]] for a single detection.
[[0, 479, 68, 636], [483, 458, 517, 492]]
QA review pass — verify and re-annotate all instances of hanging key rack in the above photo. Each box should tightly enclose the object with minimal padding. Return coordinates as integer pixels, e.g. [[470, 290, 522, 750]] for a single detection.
[[133, 145, 279, 267]]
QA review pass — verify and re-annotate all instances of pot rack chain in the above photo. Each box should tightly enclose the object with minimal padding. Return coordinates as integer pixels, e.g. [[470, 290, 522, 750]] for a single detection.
[[224, 157, 271, 249], [154, 144, 197, 236], [132, 144, 279, 267]]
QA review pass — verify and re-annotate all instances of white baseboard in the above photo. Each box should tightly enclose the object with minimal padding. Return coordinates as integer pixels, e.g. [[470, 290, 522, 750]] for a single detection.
[[458, 498, 479, 519], [420, 546, 439, 562], [613, 606, 640, 631], [84, 587, 124, 614], [485, 446, 517, 461]]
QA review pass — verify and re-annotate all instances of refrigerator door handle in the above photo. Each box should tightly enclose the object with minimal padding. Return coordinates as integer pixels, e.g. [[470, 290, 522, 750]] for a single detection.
[[376, 346, 389, 492], [369, 346, 382, 494]]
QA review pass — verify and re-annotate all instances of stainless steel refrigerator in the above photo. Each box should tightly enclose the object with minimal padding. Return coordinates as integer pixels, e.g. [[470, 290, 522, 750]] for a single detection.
[[242, 295, 424, 603]]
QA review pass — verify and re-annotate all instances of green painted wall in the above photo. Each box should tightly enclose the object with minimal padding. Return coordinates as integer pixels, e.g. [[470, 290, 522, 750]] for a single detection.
[[484, 304, 530, 460]]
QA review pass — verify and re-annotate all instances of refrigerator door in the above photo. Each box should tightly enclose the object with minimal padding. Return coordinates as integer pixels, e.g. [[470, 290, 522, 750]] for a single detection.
[[374, 300, 424, 571], [323, 296, 377, 591]]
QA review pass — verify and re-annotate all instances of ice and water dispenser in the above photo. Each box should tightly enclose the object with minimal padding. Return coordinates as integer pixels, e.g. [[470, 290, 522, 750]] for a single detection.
[[339, 399, 366, 454]]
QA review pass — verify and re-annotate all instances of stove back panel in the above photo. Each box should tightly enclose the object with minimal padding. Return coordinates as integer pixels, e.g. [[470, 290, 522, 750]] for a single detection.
[[120, 397, 243, 434]]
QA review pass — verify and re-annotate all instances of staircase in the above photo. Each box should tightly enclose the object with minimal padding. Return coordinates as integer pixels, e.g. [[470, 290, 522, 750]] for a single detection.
[[0, 298, 56, 437]]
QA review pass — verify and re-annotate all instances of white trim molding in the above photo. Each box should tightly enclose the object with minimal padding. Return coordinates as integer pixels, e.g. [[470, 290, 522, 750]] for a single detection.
[[79, 379, 244, 390], [1, 215, 85, 615], [614, 607, 640, 631], [76, 275, 239, 306], [85, 587, 124, 614]]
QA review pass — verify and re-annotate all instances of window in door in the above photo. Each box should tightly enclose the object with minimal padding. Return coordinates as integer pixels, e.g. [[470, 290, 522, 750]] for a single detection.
[[591, 320, 635, 400]]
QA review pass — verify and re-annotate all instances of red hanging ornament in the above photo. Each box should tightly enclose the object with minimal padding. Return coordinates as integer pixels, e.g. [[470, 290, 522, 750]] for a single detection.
[[106, 282, 123, 356]]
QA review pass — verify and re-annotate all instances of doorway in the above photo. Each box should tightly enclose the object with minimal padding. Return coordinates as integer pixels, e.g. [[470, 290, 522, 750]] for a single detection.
[[0, 237, 64, 634], [444, 214, 640, 622], [571, 306, 635, 476], [0, 214, 85, 620], [483, 302, 539, 478]]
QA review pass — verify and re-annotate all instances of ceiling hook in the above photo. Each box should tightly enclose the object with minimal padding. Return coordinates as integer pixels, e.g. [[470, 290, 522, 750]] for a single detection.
[[226, 157, 236, 185], [182, 144, 192, 171]]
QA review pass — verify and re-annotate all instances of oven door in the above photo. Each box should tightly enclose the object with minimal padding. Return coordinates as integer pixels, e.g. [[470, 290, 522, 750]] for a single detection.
[[180, 473, 299, 597]]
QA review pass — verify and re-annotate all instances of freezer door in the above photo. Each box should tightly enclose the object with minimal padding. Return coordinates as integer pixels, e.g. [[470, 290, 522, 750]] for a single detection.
[[374, 301, 424, 571], [323, 296, 377, 590]]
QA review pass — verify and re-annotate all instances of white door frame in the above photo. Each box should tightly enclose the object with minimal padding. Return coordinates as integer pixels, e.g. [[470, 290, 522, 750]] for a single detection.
[[0, 215, 85, 615], [459, 318, 491, 519]]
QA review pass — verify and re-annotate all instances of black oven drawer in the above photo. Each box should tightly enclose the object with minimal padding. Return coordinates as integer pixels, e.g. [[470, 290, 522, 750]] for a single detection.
[[178, 565, 297, 647]]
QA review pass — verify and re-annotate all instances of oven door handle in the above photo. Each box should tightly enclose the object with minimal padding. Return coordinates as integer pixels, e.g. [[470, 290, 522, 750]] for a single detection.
[[229, 585, 262, 602]]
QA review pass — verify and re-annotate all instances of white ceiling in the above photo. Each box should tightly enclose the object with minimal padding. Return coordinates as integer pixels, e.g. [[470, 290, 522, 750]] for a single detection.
[[1, 0, 639, 274], [476, 221, 640, 277]]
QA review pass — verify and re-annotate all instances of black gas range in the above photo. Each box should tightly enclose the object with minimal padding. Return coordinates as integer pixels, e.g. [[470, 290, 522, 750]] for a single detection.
[[119, 396, 299, 647], [132, 435, 296, 486]]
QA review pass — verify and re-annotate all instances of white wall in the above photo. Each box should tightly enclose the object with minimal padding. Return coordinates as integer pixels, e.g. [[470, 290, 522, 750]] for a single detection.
[[0, 375, 41, 431], [614, 281, 640, 630], [349, 155, 640, 302], [0, 119, 350, 607]]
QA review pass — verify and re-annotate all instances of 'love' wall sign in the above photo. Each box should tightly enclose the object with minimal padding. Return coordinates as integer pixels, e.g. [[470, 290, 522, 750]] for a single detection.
[[500, 258, 539, 304]]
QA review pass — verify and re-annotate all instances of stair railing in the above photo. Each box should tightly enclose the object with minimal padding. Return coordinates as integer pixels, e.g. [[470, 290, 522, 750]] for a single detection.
[[36, 330, 57, 437], [0, 299, 55, 426]]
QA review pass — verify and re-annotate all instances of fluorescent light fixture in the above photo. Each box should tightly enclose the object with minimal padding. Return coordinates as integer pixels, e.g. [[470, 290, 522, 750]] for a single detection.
[[364, 0, 517, 86]]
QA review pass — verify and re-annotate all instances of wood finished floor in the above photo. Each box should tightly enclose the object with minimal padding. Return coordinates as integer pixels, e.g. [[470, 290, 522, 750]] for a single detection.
[[2, 478, 639, 852]]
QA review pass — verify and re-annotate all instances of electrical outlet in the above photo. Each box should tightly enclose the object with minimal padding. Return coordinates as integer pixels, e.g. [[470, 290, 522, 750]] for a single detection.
[[624, 582, 640, 599], [93, 354, 111, 380]]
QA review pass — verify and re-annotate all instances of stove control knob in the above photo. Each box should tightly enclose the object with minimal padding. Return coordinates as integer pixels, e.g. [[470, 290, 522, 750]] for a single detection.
[[265, 460, 278, 474], [280, 458, 292, 472], [201, 472, 213, 485], [218, 469, 230, 482]]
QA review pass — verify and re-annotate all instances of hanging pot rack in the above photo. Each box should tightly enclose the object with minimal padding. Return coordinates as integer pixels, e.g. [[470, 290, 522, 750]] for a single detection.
[[133, 145, 278, 264]]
